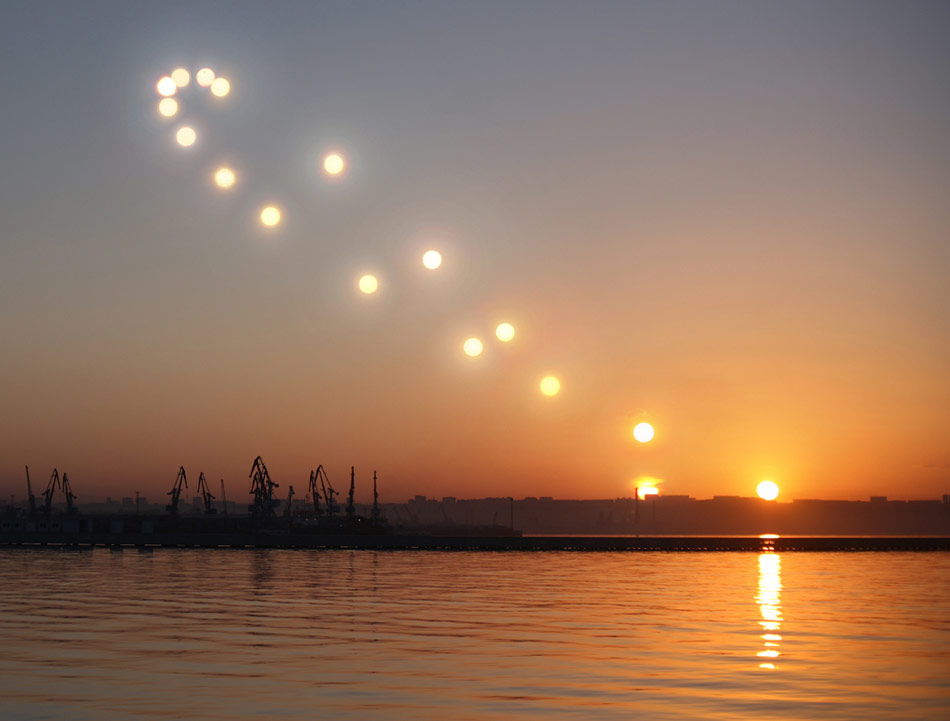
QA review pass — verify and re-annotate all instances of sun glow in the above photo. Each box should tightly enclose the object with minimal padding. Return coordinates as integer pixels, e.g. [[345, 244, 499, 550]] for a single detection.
[[323, 153, 345, 176], [196, 68, 215, 87], [422, 250, 442, 269], [633, 422, 655, 443], [156, 76, 177, 96], [210, 77, 230, 97], [358, 274, 378, 294], [175, 126, 196, 147], [463, 338, 483, 357], [495, 322, 515, 342], [170, 68, 190, 88], [214, 167, 236, 189], [260, 206, 281, 227], [757, 481, 780, 501], [540, 376, 560, 396], [158, 98, 178, 118], [637, 485, 659, 500]]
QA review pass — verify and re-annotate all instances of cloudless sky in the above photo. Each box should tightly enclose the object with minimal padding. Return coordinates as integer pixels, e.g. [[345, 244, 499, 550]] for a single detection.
[[1, 1, 947, 502]]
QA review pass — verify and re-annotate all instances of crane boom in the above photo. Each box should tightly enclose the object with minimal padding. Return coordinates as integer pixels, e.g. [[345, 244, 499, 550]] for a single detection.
[[248, 456, 279, 517], [42, 469, 61, 517], [346, 466, 355, 519], [220, 479, 228, 516], [196, 472, 216, 514], [165, 466, 188, 516], [25, 466, 37, 517], [284, 485, 295, 518], [61, 473, 77, 514]]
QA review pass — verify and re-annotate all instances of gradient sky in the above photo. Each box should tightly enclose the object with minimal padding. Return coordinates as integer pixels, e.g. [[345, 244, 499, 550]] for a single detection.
[[1, 1, 947, 503]]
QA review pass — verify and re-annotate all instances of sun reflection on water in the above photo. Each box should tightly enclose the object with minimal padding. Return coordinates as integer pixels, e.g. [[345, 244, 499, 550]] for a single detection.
[[756, 541, 782, 669]]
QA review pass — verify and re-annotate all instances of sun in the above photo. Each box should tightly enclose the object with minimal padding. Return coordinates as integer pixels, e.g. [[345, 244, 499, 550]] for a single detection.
[[175, 126, 196, 147], [495, 322, 515, 342], [422, 250, 442, 269], [323, 153, 345, 176], [540, 376, 560, 396], [633, 422, 654, 443], [157, 98, 178, 118], [214, 167, 236, 189], [757, 481, 780, 501], [210, 77, 230, 97], [259, 205, 281, 227], [463, 338, 483, 357], [170, 68, 190, 88], [156, 76, 177, 96], [358, 274, 378, 294], [196, 68, 215, 87]]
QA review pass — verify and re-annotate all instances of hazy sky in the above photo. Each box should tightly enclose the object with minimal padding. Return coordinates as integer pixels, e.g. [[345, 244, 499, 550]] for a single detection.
[[1, 1, 947, 503]]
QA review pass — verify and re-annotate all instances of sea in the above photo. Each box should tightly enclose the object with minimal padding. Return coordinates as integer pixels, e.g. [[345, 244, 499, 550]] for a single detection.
[[1, 547, 947, 720]]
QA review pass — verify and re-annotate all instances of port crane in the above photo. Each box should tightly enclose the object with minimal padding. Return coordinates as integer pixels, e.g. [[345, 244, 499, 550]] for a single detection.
[[372, 470, 381, 522], [319, 468, 338, 517], [165, 466, 188, 515], [346, 466, 356, 520], [41, 469, 61, 517], [248, 456, 279, 517], [309, 466, 333, 516], [196, 472, 217, 515], [220, 479, 228, 516], [24, 466, 37, 517], [61, 473, 77, 515], [284, 485, 295, 518]]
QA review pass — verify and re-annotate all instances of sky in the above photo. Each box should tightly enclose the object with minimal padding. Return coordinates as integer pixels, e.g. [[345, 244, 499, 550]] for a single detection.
[[0, 0, 947, 503]]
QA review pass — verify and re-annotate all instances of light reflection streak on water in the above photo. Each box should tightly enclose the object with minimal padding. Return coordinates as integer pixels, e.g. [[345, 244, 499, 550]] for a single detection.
[[756, 539, 783, 669]]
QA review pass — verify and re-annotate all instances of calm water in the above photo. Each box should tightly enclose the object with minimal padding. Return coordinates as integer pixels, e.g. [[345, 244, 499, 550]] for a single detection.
[[1, 548, 947, 720]]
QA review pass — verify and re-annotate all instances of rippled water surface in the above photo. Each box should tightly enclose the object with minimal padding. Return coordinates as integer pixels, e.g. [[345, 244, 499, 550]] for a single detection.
[[1, 549, 947, 720]]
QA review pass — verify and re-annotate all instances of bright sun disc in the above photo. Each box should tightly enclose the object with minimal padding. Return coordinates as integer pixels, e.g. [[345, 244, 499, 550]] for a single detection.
[[156, 76, 177, 96], [757, 481, 780, 501], [633, 422, 655, 443], [260, 206, 281, 227], [540, 376, 560, 396], [210, 77, 230, 97], [214, 167, 236, 189], [175, 126, 196, 147], [463, 338, 483, 357], [158, 97, 178, 118], [495, 322, 515, 342], [422, 250, 442, 269], [358, 274, 378, 294], [323, 153, 345, 175], [171, 68, 190, 88], [196, 68, 215, 87]]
